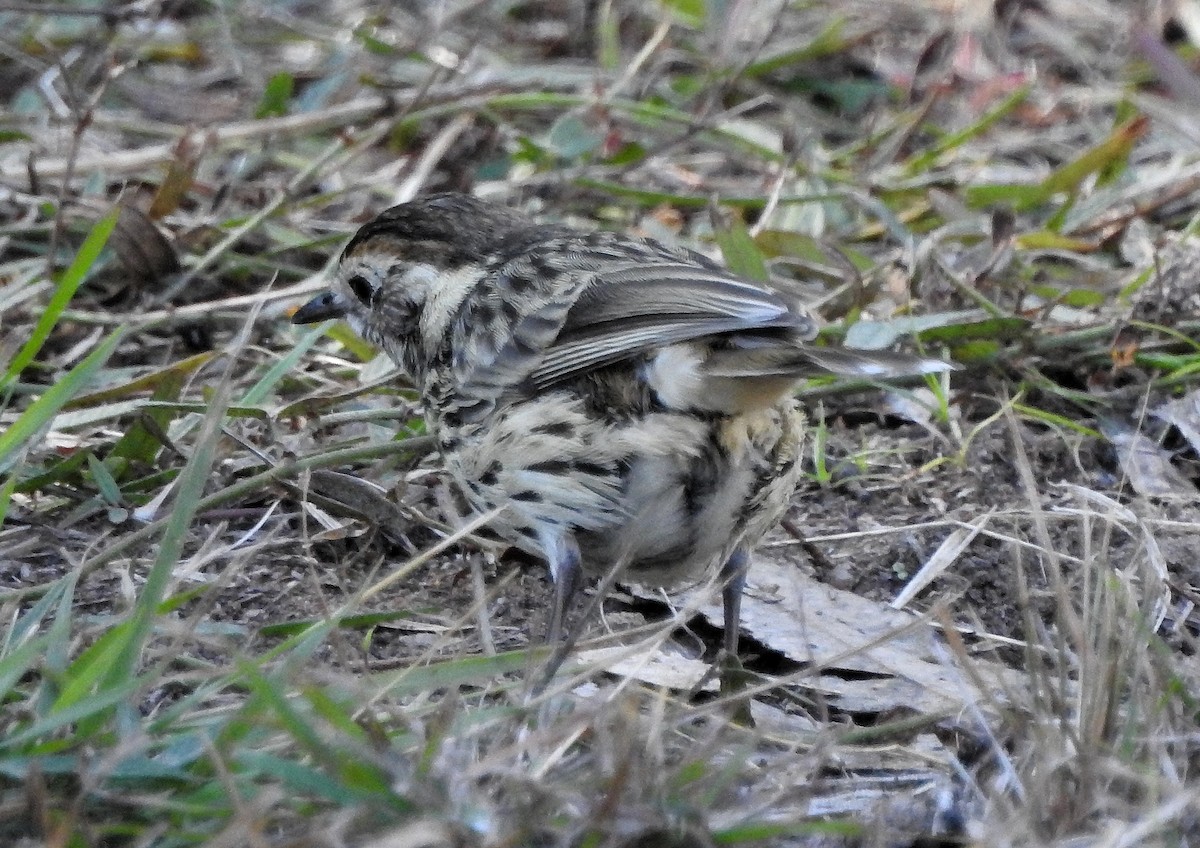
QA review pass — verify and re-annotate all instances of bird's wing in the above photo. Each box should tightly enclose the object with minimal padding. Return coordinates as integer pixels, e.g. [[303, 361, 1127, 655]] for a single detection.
[[699, 344, 953, 380], [453, 245, 950, 419], [525, 261, 814, 388]]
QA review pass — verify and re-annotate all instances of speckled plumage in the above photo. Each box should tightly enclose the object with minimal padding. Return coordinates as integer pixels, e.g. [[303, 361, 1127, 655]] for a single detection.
[[294, 193, 949, 657]]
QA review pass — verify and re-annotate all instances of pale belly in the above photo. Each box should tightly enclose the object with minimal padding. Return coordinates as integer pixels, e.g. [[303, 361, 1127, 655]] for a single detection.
[[438, 392, 805, 588]]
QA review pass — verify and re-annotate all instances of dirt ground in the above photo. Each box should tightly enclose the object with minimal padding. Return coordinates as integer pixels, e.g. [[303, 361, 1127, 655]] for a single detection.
[[13, 373, 1195, 689]]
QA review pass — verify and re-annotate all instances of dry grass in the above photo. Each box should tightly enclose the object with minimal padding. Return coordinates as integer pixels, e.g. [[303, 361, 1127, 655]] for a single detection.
[[2, 1, 1199, 846]]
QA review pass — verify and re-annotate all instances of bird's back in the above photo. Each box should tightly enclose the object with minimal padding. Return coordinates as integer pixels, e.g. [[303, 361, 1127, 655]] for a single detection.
[[422, 229, 809, 584]]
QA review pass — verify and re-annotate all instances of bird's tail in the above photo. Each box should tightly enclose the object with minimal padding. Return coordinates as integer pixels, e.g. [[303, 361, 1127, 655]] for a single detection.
[[701, 344, 954, 380]]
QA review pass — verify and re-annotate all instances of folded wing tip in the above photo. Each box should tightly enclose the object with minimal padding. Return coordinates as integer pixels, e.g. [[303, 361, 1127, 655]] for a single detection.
[[858, 358, 958, 378], [916, 357, 960, 374]]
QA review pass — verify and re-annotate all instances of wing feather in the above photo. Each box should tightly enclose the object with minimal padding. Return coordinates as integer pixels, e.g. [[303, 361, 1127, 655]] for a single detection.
[[526, 261, 813, 387], [532, 316, 759, 387], [563, 264, 797, 328], [700, 346, 954, 380]]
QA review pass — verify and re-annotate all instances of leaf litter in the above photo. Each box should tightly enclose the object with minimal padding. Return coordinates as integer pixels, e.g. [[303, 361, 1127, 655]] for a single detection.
[[2, 1, 1199, 845]]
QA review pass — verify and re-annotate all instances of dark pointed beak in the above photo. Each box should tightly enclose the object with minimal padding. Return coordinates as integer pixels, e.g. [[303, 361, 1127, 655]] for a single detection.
[[292, 291, 348, 324]]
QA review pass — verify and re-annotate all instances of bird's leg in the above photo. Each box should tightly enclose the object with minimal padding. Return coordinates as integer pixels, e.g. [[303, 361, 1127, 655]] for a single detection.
[[719, 546, 749, 658], [532, 530, 583, 694], [536, 534, 631, 694], [546, 533, 582, 646], [717, 546, 755, 717]]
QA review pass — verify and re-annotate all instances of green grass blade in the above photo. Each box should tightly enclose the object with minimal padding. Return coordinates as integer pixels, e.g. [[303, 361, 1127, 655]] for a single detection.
[[52, 620, 138, 713], [1, 208, 119, 389], [1, 678, 144, 750], [0, 327, 126, 475], [102, 364, 232, 688], [0, 475, 15, 529], [3, 574, 69, 652], [240, 323, 329, 406], [43, 571, 80, 678], [234, 751, 383, 806], [0, 635, 51, 706], [904, 85, 1030, 173]]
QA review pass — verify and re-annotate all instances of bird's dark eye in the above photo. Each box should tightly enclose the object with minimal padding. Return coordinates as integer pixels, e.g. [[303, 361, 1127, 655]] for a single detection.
[[347, 273, 375, 305]]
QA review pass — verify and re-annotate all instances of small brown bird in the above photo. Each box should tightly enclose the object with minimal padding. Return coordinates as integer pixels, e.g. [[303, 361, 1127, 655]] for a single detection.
[[294, 193, 949, 662]]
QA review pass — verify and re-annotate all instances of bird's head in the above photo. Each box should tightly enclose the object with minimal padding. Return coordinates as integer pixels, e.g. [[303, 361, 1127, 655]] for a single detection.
[[292, 193, 530, 383]]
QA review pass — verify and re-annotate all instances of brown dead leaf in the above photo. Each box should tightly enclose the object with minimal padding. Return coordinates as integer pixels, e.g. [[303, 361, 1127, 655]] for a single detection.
[[112, 205, 181, 285], [1154, 388, 1200, 455], [645, 556, 1031, 717], [1101, 418, 1199, 499], [148, 132, 208, 219]]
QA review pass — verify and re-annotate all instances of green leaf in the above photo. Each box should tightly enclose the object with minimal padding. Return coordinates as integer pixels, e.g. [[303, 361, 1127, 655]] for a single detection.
[[1061, 289, 1107, 308], [86, 452, 123, 506], [66, 351, 216, 407], [745, 19, 847, 77], [370, 648, 552, 697], [1041, 115, 1148, 195], [301, 687, 369, 742], [660, 0, 706, 27], [950, 339, 1003, 361], [321, 321, 378, 361], [714, 214, 769, 282], [602, 141, 646, 166], [356, 28, 395, 56], [109, 368, 188, 472], [753, 230, 826, 262], [546, 114, 603, 160], [917, 316, 1031, 343], [967, 116, 1148, 212], [1118, 266, 1155, 300], [597, 1, 621, 70], [965, 183, 1051, 210], [512, 135, 553, 167], [256, 72, 294, 118], [843, 310, 985, 349], [1, 207, 119, 389], [43, 573, 79, 680], [49, 399, 268, 432], [1016, 231, 1097, 252]]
